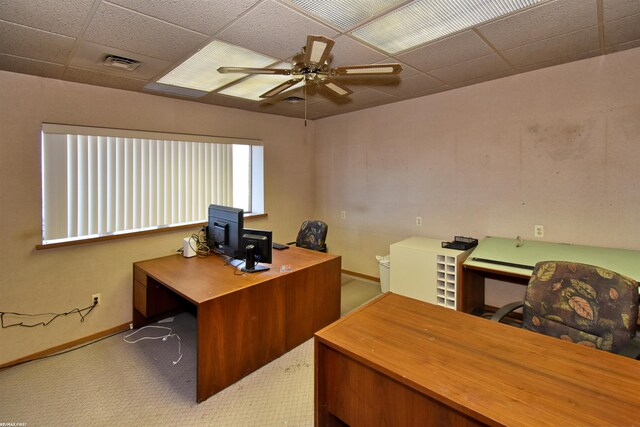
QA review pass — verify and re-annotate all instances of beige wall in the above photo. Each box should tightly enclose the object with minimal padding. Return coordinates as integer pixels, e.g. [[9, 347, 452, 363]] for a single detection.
[[0, 71, 314, 365], [314, 47, 640, 297]]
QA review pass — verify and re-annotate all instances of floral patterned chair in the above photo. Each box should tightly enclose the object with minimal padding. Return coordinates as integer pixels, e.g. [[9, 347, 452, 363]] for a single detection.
[[288, 220, 328, 252], [491, 261, 640, 358]]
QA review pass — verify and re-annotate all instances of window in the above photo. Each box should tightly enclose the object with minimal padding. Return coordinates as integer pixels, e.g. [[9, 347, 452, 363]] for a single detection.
[[41, 124, 263, 245]]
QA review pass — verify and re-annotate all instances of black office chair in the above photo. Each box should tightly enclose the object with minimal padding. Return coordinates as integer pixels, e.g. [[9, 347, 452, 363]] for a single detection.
[[287, 220, 328, 252], [492, 260, 640, 358]]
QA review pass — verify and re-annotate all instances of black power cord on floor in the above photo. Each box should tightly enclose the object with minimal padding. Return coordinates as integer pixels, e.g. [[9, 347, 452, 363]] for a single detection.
[[0, 301, 98, 329]]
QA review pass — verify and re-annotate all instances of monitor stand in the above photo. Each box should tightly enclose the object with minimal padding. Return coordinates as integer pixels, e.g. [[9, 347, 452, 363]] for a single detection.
[[242, 265, 270, 273], [241, 244, 270, 273]]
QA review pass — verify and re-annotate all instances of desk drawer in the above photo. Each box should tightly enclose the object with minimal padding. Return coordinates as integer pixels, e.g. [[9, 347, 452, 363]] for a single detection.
[[133, 280, 147, 315], [133, 276, 183, 318], [134, 266, 147, 286]]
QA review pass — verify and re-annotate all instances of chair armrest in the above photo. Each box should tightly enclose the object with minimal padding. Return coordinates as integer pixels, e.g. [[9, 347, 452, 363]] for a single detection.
[[618, 336, 640, 359], [490, 301, 524, 323]]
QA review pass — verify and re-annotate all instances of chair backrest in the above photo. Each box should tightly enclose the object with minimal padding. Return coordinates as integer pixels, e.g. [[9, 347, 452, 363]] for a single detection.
[[522, 261, 639, 353], [295, 220, 328, 251]]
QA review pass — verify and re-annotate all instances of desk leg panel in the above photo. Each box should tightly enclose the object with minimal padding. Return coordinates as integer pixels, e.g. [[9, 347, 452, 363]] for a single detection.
[[196, 281, 286, 402], [459, 268, 486, 315], [315, 342, 487, 427], [286, 257, 341, 351]]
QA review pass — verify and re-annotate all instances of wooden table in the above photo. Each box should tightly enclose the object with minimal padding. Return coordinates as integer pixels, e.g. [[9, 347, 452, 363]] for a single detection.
[[133, 246, 341, 402], [315, 293, 640, 426]]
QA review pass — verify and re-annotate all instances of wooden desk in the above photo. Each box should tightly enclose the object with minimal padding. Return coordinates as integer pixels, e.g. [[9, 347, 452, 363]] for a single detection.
[[315, 293, 640, 426], [460, 236, 640, 315], [133, 247, 341, 402]]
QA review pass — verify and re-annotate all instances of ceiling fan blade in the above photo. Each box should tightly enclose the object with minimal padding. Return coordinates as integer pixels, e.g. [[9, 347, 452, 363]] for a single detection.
[[260, 78, 304, 98], [332, 63, 403, 76], [320, 80, 353, 97], [217, 66, 291, 75], [304, 35, 335, 68]]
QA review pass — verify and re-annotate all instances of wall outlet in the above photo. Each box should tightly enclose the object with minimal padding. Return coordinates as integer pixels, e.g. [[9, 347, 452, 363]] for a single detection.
[[340, 210, 346, 219], [534, 225, 544, 238], [92, 293, 102, 306], [416, 216, 423, 226]]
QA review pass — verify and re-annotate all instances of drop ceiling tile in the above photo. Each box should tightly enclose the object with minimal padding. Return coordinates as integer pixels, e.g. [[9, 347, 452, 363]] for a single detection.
[[0, 21, 75, 64], [306, 100, 357, 119], [306, 108, 332, 120], [449, 70, 513, 89], [429, 54, 512, 86], [206, 93, 304, 117], [0, 53, 65, 79], [367, 73, 446, 98], [63, 66, 148, 91], [107, 0, 261, 35], [605, 13, 640, 48], [603, 1, 640, 22], [82, 2, 208, 61], [307, 90, 396, 119], [514, 49, 600, 73], [503, 27, 600, 68], [217, 0, 338, 60], [0, 0, 94, 37], [69, 40, 172, 80], [478, 0, 598, 50], [397, 31, 494, 73], [198, 92, 260, 109], [605, 39, 640, 54], [339, 87, 395, 106], [256, 102, 306, 118], [329, 35, 387, 67]]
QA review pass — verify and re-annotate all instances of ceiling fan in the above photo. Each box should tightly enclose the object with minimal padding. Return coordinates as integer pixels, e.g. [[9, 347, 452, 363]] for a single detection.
[[217, 35, 403, 101]]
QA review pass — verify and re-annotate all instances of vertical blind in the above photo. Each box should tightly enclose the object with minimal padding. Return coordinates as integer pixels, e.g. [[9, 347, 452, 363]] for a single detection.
[[41, 124, 256, 244]]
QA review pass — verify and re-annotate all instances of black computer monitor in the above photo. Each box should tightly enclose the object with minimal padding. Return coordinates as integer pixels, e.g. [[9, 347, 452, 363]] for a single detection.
[[207, 204, 244, 258], [241, 228, 272, 273]]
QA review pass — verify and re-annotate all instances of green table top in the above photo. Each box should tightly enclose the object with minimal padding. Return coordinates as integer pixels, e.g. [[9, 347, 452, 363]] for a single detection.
[[464, 236, 640, 281]]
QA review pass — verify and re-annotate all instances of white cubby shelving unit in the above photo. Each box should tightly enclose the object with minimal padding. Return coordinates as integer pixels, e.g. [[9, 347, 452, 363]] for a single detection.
[[390, 237, 475, 310]]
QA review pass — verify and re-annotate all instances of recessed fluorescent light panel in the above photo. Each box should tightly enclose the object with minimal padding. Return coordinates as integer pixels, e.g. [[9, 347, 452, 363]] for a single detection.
[[157, 40, 278, 92], [350, 0, 544, 54], [219, 64, 305, 101], [288, 0, 405, 30]]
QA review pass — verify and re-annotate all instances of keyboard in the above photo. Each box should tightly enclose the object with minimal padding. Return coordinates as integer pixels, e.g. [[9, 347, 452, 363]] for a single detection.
[[272, 243, 289, 250]]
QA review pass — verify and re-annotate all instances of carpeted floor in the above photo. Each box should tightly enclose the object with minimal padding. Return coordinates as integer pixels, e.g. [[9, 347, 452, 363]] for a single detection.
[[0, 275, 381, 426]]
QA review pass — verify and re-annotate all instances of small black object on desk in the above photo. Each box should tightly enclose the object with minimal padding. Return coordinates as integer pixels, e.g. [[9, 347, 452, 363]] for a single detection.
[[441, 236, 478, 250]]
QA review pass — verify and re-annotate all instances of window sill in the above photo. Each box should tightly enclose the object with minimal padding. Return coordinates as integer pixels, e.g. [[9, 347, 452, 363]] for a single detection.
[[35, 212, 268, 250]]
